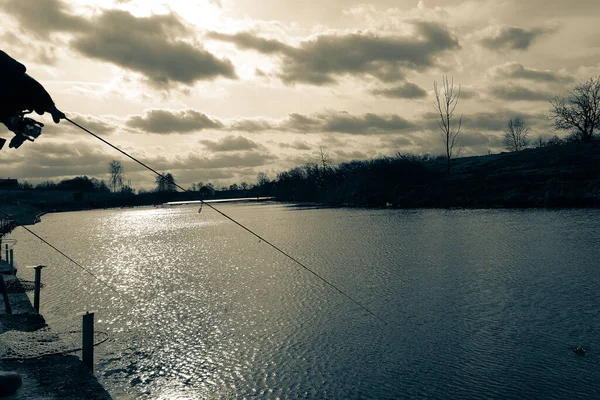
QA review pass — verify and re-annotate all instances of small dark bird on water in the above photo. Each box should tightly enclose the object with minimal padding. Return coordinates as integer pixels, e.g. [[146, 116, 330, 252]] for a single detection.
[[573, 346, 586, 356]]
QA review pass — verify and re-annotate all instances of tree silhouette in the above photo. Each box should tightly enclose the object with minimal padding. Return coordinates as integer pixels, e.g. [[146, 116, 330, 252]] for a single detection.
[[155, 173, 177, 192], [503, 117, 530, 152], [433, 76, 462, 175], [108, 160, 124, 193], [549, 76, 600, 143]]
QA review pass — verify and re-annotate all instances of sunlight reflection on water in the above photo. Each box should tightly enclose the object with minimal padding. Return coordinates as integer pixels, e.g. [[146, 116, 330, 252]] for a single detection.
[[7, 205, 600, 399]]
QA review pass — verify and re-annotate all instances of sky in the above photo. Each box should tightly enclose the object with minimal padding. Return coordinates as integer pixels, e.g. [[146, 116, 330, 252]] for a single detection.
[[1, 0, 599, 190]]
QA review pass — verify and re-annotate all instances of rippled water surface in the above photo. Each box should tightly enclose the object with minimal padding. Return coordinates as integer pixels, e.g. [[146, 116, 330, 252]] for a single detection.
[[8, 204, 600, 399]]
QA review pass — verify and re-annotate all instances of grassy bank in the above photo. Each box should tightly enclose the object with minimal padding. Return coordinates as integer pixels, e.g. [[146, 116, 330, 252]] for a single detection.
[[274, 141, 600, 208], [2, 141, 600, 214]]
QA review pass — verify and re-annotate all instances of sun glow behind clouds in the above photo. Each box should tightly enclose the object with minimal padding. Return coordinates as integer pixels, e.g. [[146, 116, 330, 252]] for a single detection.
[[78, 0, 273, 80], [109, 0, 224, 30]]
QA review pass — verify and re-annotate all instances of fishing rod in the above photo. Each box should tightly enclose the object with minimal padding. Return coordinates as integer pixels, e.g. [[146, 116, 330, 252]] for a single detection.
[[65, 116, 387, 325]]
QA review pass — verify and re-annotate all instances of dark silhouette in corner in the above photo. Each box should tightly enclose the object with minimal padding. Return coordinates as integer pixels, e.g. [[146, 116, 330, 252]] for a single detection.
[[0, 49, 65, 150]]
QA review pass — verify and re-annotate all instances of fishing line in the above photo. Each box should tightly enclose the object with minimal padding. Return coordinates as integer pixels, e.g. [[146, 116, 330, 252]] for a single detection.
[[0, 208, 133, 304], [66, 117, 387, 325]]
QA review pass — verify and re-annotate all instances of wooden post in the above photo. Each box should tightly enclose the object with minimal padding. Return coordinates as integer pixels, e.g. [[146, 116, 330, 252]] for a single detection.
[[4, 244, 7, 263], [8, 249, 13, 267], [82, 312, 94, 372], [0, 275, 12, 314], [33, 266, 46, 313]]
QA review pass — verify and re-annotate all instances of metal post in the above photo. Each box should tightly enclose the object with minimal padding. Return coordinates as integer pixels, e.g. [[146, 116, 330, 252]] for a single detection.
[[4, 244, 7, 263], [0, 275, 12, 314], [8, 249, 13, 267], [82, 312, 94, 372], [33, 266, 46, 313]]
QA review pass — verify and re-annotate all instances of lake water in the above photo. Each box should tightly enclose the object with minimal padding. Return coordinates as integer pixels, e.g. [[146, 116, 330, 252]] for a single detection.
[[8, 204, 600, 399]]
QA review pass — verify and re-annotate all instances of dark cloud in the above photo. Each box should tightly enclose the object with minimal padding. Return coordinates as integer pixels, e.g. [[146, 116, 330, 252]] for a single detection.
[[490, 62, 574, 83], [72, 116, 117, 136], [459, 132, 502, 148], [489, 85, 554, 101], [380, 135, 415, 148], [176, 152, 278, 170], [458, 89, 479, 100], [3, 0, 89, 37], [126, 109, 223, 134], [371, 82, 428, 99], [421, 110, 548, 133], [230, 118, 274, 132], [1, 139, 275, 188], [3, 0, 236, 86], [208, 21, 459, 84], [459, 112, 507, 132], [0, 33, 58, 65], [1, 141, 114, 180], [334, 150, 369, 161], [122, 109, 414, 136], [284, 113, 322, 132], [284, 112, 415, 134], [227, 111, 415, 135], [72, 10, 236, 86], [278, 140, 311, 150], [207, 31, 290, 54], [200, 136, 260, 152], [479, 26, 553, 51]]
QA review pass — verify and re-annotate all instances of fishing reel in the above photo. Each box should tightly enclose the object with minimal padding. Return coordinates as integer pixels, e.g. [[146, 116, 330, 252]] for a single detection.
[[5, 111, 44, 148]]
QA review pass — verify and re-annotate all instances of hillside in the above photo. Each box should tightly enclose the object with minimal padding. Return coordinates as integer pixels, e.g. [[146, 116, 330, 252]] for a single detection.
[[1, 141, 600, 216], [274, 141, 600, 208]]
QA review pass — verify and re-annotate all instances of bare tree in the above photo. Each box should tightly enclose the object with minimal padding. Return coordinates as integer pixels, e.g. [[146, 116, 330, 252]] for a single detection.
[[256, 172, 269, 187], [317, 145, 332, 170], [549, 76, 600, 143], [434, 76, 462, 175], [503, 117, 530, 152], [108, 160, 124, 193], [155, 172, 177, 192], [535, 136, 546, 148]]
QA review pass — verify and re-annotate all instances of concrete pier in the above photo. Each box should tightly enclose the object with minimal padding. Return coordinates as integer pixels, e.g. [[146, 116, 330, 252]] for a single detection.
[[0, 258, 112, 399]]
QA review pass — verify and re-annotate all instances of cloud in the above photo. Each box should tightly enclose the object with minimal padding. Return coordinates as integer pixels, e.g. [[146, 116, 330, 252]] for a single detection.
[[177, 152, 278, 170], [3, 0, 236, 86], [380, 135, 415, 148], [421, 110, 548, 132], [478, 25, 554, 51], [283, 112, 415, 134], [207, 21, 459, 85], [122, 109, 415, 136], [371, 82, 428, 99], [214, 111, 416, 135], [229, 118, 274, 132], [3, 0, 89, 37], [459, 132, 503, 148], [200, 135, 260, 152], [2, 141, 115, 180], [489, 62, 574, 83], [207, 31, 290, 54], [0, 32, 58, 65], [126, 109, 223, 133], [333, 150, 369, 161], [72, 10, 236, 86], [1, 138, 277, 188], [489, 85, 554, 102], [278, 140, 311, 150]]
